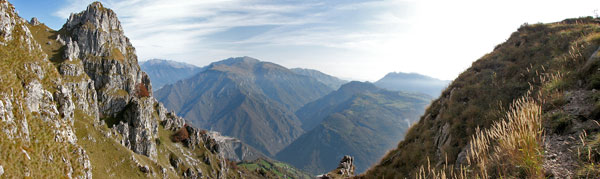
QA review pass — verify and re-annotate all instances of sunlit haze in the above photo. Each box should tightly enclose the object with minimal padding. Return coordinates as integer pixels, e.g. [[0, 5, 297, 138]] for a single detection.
[[11, 0, 600, 81]]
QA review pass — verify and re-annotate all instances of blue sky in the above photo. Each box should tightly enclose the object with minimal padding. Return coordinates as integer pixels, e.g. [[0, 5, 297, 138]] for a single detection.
[[9, 0, 600, 81]]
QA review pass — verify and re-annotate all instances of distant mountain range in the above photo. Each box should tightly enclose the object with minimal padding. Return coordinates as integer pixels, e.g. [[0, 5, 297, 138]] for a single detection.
[[155, 57, 333, 156], [152, 57, 437, 174], [291, 68, 347, 90], [374, 72, 450, 97], [140, 59, 204, 90], [276, 81, 431, 174]]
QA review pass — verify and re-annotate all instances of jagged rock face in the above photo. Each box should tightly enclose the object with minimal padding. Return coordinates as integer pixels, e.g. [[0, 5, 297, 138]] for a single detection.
[[115, 97, 158, 160], [0, 0, 16, 43], [64, 2, 128, 57], [0, 1, 92, 177], [318, 155, 355, 179], [2, 1, 247, 178], [58, 61, 100, 120], [28, 17, 40, 26], [156, 102, 184, 131], [60, 2, 163, 162], [62, 2, 149, 116], [184, 168, 203, 179], [337, 155, 355, 177], [0, 96, 17, 138], [0, 0, 36, 50], [208, 131, 267, 162], [183, 125, 220, 153]]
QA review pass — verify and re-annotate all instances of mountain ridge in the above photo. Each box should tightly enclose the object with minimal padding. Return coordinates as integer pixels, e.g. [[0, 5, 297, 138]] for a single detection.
[[277, 81, 430, 174], [374, 71, 449, 97], [291, 68, 348, 90], [155, 56, 334, 156], [140, 59, 204, 90], [360, 17, 600, 178]]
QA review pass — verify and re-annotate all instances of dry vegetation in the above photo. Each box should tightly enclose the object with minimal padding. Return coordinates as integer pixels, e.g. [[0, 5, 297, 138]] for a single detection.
[[415, 91, 544, 179], [362, 17, 600, 178], [0, 15, 88, 178]]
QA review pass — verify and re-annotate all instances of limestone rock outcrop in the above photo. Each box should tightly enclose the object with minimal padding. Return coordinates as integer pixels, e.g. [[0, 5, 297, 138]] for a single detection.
[[114, 97, 158, 160], [0, 1, 271, 178], [208, 131, 267, 162], [337, 155, 355, 177], [61, 2, 149, 116], [318, 155, 355, 179], [59, 2, 161, 161], [0, 1, 91, 177], [28, 17, 40, 26]]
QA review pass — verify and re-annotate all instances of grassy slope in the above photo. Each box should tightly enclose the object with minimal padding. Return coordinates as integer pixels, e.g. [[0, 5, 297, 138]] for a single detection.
[[0, 10, 89, 178], [25, 23, 65, 63], [362, 17, 600, 178], [73, 109, 154, 178], [238, 158, 312, 179]]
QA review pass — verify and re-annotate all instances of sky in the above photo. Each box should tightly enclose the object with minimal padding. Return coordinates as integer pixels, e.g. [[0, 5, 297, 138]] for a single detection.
[[9, 0, 600, 81]]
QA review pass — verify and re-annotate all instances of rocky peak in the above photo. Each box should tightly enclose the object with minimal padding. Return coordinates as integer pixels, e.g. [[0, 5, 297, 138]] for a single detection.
[[61, 1, 150, 116], [28, 17, 40, 26], [0, 0, 37, 50], [58, 2, 159, 162], [318, 155, 355, 178], [0, 0, 16, 42], [65, 1, 121, 32], [63, 1, 128, 57], [337, 155, 355, 176]]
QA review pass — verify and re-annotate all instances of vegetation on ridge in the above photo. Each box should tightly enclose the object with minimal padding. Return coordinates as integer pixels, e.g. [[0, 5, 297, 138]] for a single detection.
[[362, 17, 600, 178], [0, 11, 88, 178]]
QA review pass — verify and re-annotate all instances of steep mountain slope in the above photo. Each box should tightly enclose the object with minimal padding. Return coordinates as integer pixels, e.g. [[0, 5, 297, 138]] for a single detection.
[[291, 68, 347, 90], [296, 81, 428, 131], [155, 57, 333, 156], [361, 18, 600, 178], [140, 59, 204, 91], [374, 72, 450, 97], [276, 81, 430, 174], [0, 1, 92, 177], [0, 1, 291, 178], [208, 131, 269, 162]]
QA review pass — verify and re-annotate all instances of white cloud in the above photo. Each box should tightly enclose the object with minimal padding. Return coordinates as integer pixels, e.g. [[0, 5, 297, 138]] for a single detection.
[[53, 0, 600, 81]]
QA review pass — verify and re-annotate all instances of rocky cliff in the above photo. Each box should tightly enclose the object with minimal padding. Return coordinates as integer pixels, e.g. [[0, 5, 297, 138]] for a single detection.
[[208, 131, 269, 162], [318, 156, 355, 178], [0, 1, 287, 178], [0, 0, 91, 177]]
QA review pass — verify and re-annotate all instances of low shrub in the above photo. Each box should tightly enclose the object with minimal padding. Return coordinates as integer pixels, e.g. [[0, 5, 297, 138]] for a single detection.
[[136, 83, 150, 97], [171, 125, 189, 142]]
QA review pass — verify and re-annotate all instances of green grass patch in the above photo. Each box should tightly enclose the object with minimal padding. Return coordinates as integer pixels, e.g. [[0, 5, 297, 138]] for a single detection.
[[74, 109, 148, 178]]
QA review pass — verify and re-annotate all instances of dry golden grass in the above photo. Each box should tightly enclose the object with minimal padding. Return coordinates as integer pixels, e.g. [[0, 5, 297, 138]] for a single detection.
[[415, 75, 550, 179], [414, 95, 543, 179]]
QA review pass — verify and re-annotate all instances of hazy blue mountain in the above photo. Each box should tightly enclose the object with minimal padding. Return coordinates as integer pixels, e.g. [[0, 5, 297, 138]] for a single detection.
[[140, 59, 204, 90], [154, 57, 333, 156], [291, 68, 348, 90], [276, 81, 431, 174], [374, 72, 450, 97], [295, 81, 382, 131]]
